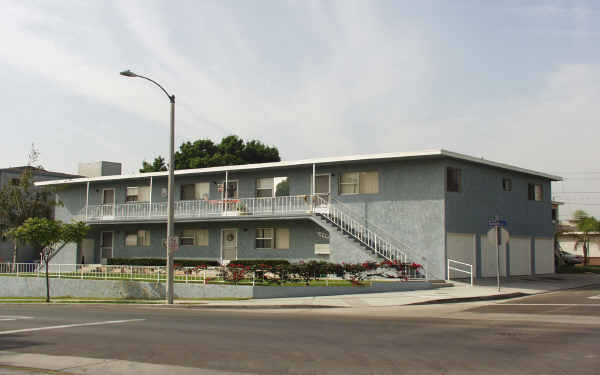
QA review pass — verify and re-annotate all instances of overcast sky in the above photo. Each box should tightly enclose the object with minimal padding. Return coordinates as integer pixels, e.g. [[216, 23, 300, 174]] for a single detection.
[[1, 1, 599, 219]]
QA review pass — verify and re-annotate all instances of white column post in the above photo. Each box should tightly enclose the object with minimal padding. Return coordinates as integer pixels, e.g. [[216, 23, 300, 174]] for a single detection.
[[312, 163, 316, 211], [224, 170, 228, 213], [85, 181, 90, 220], [149, 176, 153, 217]]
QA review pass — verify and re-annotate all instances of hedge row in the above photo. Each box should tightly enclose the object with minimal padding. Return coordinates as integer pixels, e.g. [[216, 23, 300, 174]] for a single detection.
[[106, 258, 290, 267], [107, 258, 219, 267]]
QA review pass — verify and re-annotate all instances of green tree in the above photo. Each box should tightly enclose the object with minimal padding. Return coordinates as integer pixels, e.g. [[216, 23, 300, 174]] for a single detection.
[[140, 135, 281, 172], [0, 168, 56, 265], [572, 210, 600, 266], [8, 218, 89, 302], [139, 156, 167, 173]]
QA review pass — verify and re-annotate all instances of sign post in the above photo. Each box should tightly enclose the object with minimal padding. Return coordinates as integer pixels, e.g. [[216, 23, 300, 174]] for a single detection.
[[488, 216, 509, 293]]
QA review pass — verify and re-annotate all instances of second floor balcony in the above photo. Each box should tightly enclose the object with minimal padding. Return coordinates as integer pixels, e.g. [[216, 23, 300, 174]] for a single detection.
[[78, 195, 329, 223]]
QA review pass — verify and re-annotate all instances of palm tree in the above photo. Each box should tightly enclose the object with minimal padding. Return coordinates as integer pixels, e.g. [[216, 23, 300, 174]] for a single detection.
[[572, 210, 600, 266]]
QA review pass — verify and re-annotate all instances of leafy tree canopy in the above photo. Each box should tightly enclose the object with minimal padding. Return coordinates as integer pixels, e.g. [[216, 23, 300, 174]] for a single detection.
[[140, 135, 281, 172]]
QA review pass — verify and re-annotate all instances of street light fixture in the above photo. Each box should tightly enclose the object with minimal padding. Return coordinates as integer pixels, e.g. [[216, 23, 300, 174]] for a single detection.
[[120, 69, 176, 304]]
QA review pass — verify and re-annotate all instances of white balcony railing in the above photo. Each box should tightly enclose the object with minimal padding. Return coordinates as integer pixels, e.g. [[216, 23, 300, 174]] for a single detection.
[[80, 195, 321, 222]]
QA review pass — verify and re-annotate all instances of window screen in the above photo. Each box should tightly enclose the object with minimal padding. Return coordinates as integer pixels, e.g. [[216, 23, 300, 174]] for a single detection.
[[256, 228, 273, 249]]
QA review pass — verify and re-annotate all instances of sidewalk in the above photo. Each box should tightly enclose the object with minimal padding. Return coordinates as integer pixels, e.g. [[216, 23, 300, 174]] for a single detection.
[[171, 273, 600, 308]]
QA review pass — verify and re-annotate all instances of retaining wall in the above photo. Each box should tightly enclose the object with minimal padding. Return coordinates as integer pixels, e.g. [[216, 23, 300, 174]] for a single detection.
[[0, 277, 439, 299]]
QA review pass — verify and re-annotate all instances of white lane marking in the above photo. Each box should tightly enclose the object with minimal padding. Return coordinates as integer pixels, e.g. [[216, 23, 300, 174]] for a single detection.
[[589, 295, 600, 300], [0, 319, 145, 335], [0, 316, 33, 321], [501, 303, 600, 306]]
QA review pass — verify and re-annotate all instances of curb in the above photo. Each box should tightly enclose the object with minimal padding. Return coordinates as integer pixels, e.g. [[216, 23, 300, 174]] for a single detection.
[[407, 292, 530, 305], [152, 304, 345, 310]]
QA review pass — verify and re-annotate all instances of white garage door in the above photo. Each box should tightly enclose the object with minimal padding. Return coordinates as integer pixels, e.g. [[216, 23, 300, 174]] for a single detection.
[[509, 236, 531, 276], [481, 234, 507, 278], [535, 237, 555, 274], [447, 233, 476, 279]]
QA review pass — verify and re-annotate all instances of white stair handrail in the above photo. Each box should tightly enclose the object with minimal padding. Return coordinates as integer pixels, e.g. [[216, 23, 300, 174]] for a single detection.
[[313, 195, 423, 269], [447, 259, 473, 286]]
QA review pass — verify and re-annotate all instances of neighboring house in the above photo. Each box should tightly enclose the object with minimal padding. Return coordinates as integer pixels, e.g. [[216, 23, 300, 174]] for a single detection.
[[557, 232, 600, 265], [0, 166, 81, 263], [36, 150, 560, 280]]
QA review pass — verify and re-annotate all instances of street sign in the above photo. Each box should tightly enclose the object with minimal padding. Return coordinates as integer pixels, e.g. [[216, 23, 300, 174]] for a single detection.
[[488, 219, 507, 227]]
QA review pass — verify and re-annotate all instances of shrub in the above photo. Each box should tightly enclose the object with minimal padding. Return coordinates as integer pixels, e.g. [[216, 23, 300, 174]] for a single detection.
[[107, 258, 219, 267]]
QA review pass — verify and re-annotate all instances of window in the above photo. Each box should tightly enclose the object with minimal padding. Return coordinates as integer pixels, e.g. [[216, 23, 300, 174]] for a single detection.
[[256, 178, 274, 197], [446, 167, 461, 193], [180, 229, 209, 246], [256, 228, 289, 249], [126, 186, 151, 202], [181, 183, 209, 201], [339, 171, 379, 195], [256, 177, 289, 197], [502, 178, 512, 192], [126, 187, 138, 202], [528, 183, 543, 201], [256, 228, 273, 249], [125, 230, 150, 247]]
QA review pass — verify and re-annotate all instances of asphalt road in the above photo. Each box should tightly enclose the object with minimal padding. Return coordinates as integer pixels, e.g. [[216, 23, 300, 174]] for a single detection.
[[0, 287, 599, 375]]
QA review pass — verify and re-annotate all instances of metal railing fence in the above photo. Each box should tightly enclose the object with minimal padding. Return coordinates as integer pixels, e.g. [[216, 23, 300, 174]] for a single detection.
[[0, 263, 426, 285], [447, 259, 473, 285], [80, 195, 315, 222]]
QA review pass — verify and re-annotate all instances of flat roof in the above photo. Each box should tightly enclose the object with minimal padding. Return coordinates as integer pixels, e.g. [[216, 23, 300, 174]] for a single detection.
[[1, 166, 81, 179], [35, 149, 562, 186]]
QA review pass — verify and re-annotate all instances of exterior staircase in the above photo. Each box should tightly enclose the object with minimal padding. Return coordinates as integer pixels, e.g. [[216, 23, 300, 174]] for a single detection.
[[312, 195, 427, 277]]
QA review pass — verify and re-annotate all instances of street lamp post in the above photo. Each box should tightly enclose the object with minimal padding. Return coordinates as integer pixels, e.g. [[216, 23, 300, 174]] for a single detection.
[[120, 69, 176, 304]]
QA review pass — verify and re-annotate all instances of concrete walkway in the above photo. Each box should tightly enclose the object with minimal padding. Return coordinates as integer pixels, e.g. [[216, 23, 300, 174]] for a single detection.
[[173, 273, 600, 308]]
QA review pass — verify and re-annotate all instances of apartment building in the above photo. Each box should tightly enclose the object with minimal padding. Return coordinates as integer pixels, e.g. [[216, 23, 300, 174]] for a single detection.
[[36, 150, 560, 279]]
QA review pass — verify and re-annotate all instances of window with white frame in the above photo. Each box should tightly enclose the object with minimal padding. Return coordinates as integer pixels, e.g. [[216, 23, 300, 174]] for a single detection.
[[528, 183, 543, 201], [256, 178, 274, 198], [180, 229, 209, 246], [126, 186, 151, 202], [255, 177, 289, 198], [502, 178, 512, 192], [339, 171, 379, 195], [181, 183, 210, 201], [125, 230, 150, 247], [256, 228, 289, 249]]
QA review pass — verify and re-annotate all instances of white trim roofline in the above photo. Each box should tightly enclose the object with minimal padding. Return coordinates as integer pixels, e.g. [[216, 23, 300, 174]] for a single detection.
[[35, 148, 562, 186]]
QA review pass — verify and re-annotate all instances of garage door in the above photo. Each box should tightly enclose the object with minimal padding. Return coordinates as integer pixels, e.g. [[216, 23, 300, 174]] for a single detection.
[[535, 237, 555, 274], [481, 234, 507, 278], [509, 236, 531, 276], [447, 233, 476, 279]]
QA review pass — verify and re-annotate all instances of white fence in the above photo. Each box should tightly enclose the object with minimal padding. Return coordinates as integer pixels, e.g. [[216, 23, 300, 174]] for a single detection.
[[81, 195, 316, 222], [0, 263, 217, 284], [447, 259, 473, 285], [0, 263, 426, 285]]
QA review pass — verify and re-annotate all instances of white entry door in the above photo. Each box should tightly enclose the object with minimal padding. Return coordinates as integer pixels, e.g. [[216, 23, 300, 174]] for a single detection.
[[100, 231, 114, 262], [81, 239, 94, 264], [221, 229, 237, 261]]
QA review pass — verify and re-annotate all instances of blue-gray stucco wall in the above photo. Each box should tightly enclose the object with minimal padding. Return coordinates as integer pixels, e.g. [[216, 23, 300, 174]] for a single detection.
[[445, 160, 553, 237]]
